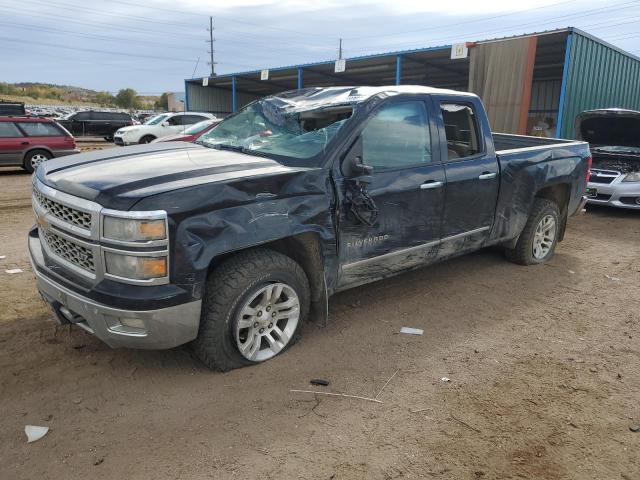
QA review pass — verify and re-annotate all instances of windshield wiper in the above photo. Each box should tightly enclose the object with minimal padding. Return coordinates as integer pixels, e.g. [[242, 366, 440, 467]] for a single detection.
[[200, 142, 273, 158]]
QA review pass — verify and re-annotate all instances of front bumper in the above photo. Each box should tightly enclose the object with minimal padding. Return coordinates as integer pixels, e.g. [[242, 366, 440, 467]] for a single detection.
[[586, 180, 640, 210], [114, 136, 136, 146], [29, 231, 201, 349]]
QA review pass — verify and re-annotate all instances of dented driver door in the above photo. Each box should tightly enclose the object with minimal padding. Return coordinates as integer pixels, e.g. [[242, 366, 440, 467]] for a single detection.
[[336, 97, 446, 290]]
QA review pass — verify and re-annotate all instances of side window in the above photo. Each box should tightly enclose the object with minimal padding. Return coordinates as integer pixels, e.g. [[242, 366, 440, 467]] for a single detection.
[[441, 103, 482, 160], [17, 122, 63, 136], [74, 112, 91, 121], [167, 115, 183, 126], [0, 122, 23, 137], [182, 115, 205, 125], [361, 101, 431, 170]]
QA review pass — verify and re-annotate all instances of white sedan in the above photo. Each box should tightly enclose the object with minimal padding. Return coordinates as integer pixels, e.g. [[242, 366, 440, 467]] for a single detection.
[[114, 112, 217, 145]]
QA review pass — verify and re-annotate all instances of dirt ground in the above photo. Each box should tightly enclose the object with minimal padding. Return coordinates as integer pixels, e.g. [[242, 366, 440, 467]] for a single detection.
[[0, 165, 638, 480]]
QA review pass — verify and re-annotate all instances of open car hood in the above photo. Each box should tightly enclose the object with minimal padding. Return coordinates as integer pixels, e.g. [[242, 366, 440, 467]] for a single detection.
[[576, 109, 640, 148]]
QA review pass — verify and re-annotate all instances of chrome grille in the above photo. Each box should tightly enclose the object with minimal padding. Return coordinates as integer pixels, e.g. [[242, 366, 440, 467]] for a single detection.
[[589, 169, 620, 185], [42, 230, 96, 273], [34, 190, 92, 230]]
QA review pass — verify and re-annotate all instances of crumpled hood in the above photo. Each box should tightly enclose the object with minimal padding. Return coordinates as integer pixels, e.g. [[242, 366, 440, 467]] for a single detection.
[[36, 142, 315, 210], [576, 109, 640, 147]]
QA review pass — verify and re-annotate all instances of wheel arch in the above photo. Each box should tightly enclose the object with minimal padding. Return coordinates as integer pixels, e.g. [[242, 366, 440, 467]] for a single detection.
[[534, 183, 570, 242], [23, 146, 54, 161], [207, 232, 329, 326]]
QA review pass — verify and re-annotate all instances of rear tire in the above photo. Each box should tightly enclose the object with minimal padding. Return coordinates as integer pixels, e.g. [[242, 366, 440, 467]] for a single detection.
[[505, 198, 560, 265], [139, 135, 155, 144], [193, 248, 310, 371], [23, 149, 52, 173]]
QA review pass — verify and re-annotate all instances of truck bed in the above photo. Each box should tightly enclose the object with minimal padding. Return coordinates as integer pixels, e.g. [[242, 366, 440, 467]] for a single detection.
[[492, 133, 579, 152]]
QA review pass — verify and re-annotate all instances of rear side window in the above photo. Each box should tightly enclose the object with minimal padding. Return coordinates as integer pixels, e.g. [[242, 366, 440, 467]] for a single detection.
[[0, 122, 23, 137], [17, 122, 63, 136], [361, 101, 432, 170], [74, 112, 91, 121], [167, 115, 184, 126], [182, 115, 207, 125], [441, 103, 482, 160]]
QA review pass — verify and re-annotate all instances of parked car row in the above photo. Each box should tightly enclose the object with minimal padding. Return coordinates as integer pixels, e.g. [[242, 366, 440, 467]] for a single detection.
[[0, 116, 78, 172], [114, 112, 216, 145]]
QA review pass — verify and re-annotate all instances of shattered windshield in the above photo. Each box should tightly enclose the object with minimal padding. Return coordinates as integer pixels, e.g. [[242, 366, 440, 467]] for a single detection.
[[198, 98, 354, 161]]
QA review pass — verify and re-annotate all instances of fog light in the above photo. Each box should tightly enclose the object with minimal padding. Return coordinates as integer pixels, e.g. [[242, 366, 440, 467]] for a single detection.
[[120, 317, 145, 329], [635, 198, 640, 205]]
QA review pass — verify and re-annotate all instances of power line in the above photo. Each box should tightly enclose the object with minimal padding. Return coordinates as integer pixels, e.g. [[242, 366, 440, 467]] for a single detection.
[[0, 35, 201, 63], [344, 0, 582, 40], [345, 0, 640, 52], [107, 0, 334, 39]]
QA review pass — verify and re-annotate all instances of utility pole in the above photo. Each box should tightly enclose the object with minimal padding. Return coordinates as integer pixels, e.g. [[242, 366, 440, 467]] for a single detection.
[[338, 38, 343, 59], [207, 16, 216, 77]]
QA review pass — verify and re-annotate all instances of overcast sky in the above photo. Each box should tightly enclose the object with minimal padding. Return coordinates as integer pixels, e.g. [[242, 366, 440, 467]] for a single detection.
[[1, 0, 639, 94]]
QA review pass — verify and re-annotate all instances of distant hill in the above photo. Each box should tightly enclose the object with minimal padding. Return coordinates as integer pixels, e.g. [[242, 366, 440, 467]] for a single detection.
[[0, 82, 159, 108]]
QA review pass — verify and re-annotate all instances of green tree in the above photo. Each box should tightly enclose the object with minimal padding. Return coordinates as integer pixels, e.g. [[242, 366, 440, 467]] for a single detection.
[[95, 91, 116, 106], [154, 92, 169, 110], [115, 88, 140, 109]]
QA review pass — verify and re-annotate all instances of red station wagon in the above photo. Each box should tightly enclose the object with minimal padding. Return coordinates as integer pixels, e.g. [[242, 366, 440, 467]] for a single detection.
[[0, 116, 79, 172]]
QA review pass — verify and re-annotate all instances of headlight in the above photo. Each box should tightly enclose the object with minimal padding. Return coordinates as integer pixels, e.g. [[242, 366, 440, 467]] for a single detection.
[[622, 172, 640, 183], [103, 214, 167, 242], [104, 252, 167, 280]]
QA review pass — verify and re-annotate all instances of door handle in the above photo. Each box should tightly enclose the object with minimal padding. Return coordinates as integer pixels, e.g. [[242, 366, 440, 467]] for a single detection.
[[478, 172, 497, 180], [420, 181, 444, 190], [21, 141, 29, 145]]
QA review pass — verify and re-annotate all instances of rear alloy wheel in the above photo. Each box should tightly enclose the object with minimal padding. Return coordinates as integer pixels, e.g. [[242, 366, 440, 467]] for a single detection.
[[505, 198, 560, 265], [532, 214, 557, 260], [23, 150, 52, 173]]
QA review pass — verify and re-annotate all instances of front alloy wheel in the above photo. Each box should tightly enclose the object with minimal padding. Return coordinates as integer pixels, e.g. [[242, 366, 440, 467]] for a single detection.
[[235, 283, 300, 362], [193, 248, 310, 371]]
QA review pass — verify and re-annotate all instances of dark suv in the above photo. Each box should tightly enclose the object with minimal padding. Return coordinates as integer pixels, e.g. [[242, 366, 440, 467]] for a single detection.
[[57, 111, 135, 141]]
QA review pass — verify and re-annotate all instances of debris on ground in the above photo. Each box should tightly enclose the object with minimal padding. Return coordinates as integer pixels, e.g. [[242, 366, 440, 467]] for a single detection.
[[25, 425, 49, 443], [0, 255, 6, 259], [310, 379, 330, 387], [5, 269, 23, 274], [400, 327, 423, 335], [441, 377, 451, 383], [604, 274, 621, 281], [629, 425, 640, 432]]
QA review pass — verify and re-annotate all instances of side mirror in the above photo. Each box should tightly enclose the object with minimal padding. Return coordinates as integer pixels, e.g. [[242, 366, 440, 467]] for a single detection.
[[342, 136, 373, 183]]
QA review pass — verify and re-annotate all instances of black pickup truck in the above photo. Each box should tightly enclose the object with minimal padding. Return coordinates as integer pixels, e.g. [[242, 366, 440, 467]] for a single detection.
[[28, 86, 591, 370]]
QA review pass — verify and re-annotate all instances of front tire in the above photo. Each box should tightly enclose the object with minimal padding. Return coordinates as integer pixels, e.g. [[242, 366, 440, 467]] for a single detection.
[[505, 198, 560, 265], [139, 135, 155, 144], [23, 149, 52, 173], [193, 249, 310, 371]]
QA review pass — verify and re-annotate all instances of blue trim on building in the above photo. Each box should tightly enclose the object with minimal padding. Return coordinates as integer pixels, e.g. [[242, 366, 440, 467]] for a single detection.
[[185, 44, 451, 85], [395, 55, 402, 85], [231, 76, 237, 113], [297, 67, 303, 89], [184, 79, 190, 111], [556, 33, 573, 138]]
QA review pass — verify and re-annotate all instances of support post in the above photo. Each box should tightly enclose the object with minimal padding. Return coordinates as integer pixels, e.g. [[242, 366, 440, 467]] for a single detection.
[[396, 55, 402, 85], [231, 76, 237, 113], [184, 79, 190, 111], [556, 33, 574, 138], [297, 67, 303, 90]]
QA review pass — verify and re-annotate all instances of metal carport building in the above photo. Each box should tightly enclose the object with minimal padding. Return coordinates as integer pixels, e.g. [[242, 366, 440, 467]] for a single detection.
[[185, 27, 640, 139]]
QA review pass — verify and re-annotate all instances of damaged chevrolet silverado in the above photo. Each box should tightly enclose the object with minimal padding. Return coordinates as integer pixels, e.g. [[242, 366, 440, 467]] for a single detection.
[[579, 109, 640, 209], [28, 86, 591, 370]]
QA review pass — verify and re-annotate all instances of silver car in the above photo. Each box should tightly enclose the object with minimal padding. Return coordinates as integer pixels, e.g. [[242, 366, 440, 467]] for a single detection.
[[578, 109, 640, 209]]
